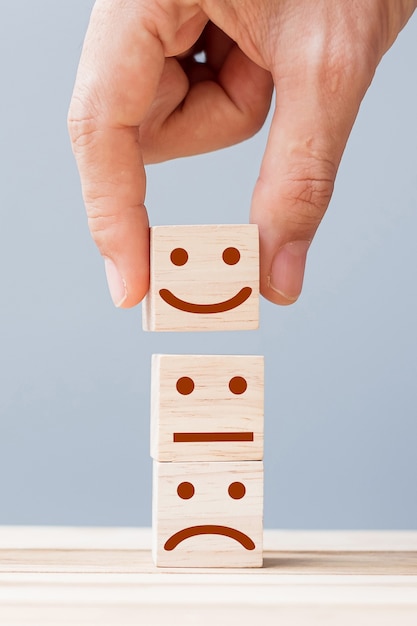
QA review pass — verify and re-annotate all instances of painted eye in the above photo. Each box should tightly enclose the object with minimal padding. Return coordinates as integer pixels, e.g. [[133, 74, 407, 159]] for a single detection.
[[176, 376, 195, 395], [170, 248, 188, 266], [229, 376, 247, 395], [228, 482, 246, 499], [177, 482, 195, 499], [222, 247, 240, 265]]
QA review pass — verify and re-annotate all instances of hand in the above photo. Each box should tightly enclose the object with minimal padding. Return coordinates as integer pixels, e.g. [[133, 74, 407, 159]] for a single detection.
[[68, 0, 416, 307]]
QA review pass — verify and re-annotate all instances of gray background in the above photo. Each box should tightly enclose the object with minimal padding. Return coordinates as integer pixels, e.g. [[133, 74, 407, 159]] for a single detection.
[[0, 1, 416, 529]]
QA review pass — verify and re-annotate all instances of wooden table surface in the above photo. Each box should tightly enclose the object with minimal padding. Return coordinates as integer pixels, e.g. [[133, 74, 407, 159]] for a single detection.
[[0, 527, 416, 625]]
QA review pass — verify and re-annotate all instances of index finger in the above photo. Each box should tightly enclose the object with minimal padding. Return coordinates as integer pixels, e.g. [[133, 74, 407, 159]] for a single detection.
[[68, 0, 165, 307]]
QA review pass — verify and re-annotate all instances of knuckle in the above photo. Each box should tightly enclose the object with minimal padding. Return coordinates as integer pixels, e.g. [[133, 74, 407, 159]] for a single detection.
[[88, 211, 111, 235], [67, 92, 101, 150], [87, 208, 118, 251], [282, 158, 335, 226], [311, 26, 378, 100], [242, 105, 270, 138], [230, 99, 271, 144], [84, 185, 119, 227], [235, 84, 273, 141]]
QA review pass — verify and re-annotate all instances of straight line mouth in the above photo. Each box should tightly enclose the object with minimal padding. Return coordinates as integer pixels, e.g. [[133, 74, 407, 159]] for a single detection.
[[173, 432, 254, 443]]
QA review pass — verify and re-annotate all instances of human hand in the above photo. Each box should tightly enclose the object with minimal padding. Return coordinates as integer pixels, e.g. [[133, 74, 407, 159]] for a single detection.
[[68, 0, 416, 307]]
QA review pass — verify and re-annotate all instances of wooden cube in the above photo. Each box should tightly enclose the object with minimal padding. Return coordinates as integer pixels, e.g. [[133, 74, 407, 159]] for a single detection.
[[151, 354, 264, 462], [153, 460, 263, 568], [142, 224, 259, 332]]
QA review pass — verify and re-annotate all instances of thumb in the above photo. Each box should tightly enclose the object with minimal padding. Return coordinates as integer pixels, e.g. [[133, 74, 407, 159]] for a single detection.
[[251, 64, 370, 305]]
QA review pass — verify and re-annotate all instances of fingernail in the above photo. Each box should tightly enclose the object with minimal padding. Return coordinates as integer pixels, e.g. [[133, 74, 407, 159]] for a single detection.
[[268, 241, 311, 301], [104, 258, 127, 307]]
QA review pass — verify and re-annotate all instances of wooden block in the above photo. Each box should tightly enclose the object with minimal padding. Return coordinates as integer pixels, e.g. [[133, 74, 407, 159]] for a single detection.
[[151, 354, 264, 462], [142, 224, 259, 331], [152, 460, 263, 568]]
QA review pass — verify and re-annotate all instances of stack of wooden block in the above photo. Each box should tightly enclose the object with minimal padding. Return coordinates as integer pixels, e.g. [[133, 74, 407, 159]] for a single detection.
[[143, 224, 264, 567]]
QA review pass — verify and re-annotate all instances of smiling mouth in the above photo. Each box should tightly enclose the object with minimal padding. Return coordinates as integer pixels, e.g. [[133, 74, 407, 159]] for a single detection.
[[164, 525, 255, 551], [159, 287, 252, 314]]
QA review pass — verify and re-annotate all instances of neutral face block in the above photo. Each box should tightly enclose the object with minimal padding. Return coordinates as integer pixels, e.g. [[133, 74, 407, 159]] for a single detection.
[[152, 460, 264, 568], [151, 354, 264, 462], [142, 224, 259, 331]]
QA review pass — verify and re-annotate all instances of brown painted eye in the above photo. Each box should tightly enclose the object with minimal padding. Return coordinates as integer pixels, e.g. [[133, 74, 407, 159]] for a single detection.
[[228, 482, 246, 499], [176, 376, 195, 395], [229, 376, 247, 395], [177, 482, 195, 499], [222, 247, 240, 265], [170, 247, 188, 266]]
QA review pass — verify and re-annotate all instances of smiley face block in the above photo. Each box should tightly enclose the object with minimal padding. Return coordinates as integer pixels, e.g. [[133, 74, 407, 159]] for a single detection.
[[151, 354, 264, 462], [153, 460, 263, 567], [142, 224, 259, 331]]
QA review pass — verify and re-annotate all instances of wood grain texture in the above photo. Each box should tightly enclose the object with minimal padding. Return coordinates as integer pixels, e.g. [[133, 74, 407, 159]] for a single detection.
[[151, 354, 264, 462], [152, 461, 263, 567], [1, 528, 417, 626], [142, 224, 259, 331], [1, 548, 416, 575]]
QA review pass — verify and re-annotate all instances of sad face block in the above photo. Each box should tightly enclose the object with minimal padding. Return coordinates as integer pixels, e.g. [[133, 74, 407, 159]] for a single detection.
[[151, 354, 264, 462], [153, 460, 263, 567], [142, 224, 259, 331]]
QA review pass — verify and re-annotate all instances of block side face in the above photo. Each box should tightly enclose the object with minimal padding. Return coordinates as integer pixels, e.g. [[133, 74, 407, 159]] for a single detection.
[[142, 292, 153, 331], [150, 355, 161, 459], [153, 460, 263, 568], [152, 460, 159, 564], [142, 228, 156, 331], [145, 225, 259, 332], [151, 354, 264, 462]]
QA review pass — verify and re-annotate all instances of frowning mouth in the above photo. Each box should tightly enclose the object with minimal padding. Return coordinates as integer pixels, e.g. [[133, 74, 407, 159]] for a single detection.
[[159, 287, 252, 314], [164, 525, 255, 551]]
